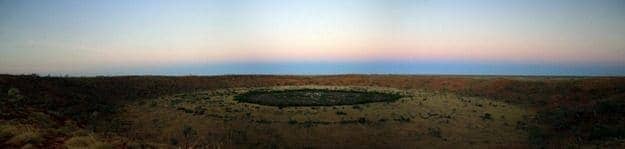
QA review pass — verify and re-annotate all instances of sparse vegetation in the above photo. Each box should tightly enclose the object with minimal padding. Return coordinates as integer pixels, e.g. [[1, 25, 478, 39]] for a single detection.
[[181, 125, 198, 148], [480, 113, 492, 120], [64, 135, 112, 149], [428, 127, 442, 138], [1, 75, 623, 148], [234, 89, 402, 107]]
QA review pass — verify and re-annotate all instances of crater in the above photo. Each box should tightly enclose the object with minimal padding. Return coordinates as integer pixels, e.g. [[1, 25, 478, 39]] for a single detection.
[[234, 89, 402, 107]]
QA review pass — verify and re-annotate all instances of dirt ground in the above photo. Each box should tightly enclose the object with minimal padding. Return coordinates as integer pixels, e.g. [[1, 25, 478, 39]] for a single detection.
[[1, 75, 624, 148], [109, 86, 530, 148]]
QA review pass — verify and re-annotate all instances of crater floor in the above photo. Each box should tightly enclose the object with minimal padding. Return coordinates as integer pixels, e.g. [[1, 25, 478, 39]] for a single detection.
[[234, 88, 402, 107], [109, 86, 532, 148]]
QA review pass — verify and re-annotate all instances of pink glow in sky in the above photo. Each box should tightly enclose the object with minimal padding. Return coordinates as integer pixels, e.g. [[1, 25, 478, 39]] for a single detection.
[[1, 0, 624, 75]]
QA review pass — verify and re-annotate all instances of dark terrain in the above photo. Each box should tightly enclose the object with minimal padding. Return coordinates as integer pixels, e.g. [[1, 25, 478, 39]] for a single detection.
[[235, 89, 402, 107], [1, 74, 624, 148]]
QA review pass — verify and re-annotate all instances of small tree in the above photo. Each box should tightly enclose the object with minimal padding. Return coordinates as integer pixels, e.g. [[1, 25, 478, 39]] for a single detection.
[[7, 88, 24, 103], [181, 125, 197, 148], [1, 88, 26, 118], [480, 113, 493, 121]]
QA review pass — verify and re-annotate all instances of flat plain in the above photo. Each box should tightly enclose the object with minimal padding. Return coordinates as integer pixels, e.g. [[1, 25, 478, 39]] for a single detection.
[[1, 75, 624, 148]]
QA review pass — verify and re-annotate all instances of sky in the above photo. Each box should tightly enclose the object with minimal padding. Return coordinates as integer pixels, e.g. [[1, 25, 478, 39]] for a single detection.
[[1, 0, 624, 76]]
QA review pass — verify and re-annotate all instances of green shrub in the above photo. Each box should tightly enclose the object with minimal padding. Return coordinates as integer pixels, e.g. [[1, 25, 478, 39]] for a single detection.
[[182, 125, 197, 139], [538, 107, 574, 130], [480, 113, 492, 121], [64, 135, 112, 149], [126, 141, 162, 149], [357, 117, 368, 124], [288, 119, 298, 124], [27, 112, 56, 128], [5, 131, 43, 146], [169, 138, 179, 146], [589, 124, 625, 140], [530, 99, 625, 145], [595, 99, 625, 115], [527, 125, 549, 147], [1, 125, 43, 146], [394, 115, 411, 122], [181, 125, 198, 148], [7, 88, 24, 102], [428, 127, 442, 138], [72, 129, 91, 137], [20, 143, 35, 149], [0, 124, 19, 139]]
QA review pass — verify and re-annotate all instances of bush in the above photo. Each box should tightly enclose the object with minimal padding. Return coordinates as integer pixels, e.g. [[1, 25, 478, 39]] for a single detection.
[[5, 131, 43, 146], [480, 113, 492, 121], [288, 119, 298, 124], [64, 135, 112, 149], [27, 112, 56, 128], [126, 141, 162, 149], [530, 99, 625, 145], [428, 127, 442, 138], [527, 125, 549, 147], [394, 115, 411, 122], [587, 99, 625, 140], [182, 125, 197, 139], [169, 138, 179, 146], [1, 125, 43, 147], [589, 124, 625, 140], [357, 117, 368, 124], [595, 99, 625, 115], [7, 88, 24, 103], [72, 129, 91, 137], [181, 125, 197, 148], [0, 124, 20, 139], [538, 107, 575, 131]]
